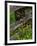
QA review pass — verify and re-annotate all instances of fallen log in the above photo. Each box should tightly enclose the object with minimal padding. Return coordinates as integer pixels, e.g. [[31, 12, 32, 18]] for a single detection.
[[10, 16, 32, 31]]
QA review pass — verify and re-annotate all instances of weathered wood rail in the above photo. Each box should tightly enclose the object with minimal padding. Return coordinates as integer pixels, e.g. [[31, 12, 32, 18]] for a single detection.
[[10, 15, 32, 31]]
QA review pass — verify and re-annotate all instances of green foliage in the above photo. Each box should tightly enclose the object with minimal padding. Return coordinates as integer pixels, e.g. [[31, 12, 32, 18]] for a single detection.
[[10, 20, 32, 40], [10, 11, 16, 24]]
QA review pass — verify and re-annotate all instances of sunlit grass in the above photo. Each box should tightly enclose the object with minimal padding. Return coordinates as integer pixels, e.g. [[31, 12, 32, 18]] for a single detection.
[[10, 19, 32, 40]]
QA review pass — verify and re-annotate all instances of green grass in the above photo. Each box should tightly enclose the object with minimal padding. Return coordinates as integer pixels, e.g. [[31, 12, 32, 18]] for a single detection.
[[10, 19, 32, 40]]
